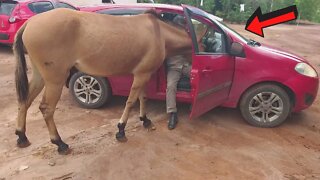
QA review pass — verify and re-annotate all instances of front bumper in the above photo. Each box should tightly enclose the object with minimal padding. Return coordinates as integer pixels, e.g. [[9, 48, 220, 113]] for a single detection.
[[284, 74, 319, 112]]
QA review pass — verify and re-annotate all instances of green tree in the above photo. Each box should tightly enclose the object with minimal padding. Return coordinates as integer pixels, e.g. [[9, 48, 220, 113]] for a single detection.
[[296, 0, 320, 22], [153, 0, 319, 23]]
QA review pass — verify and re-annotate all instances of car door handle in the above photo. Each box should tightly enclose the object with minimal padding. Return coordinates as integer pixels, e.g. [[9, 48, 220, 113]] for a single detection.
[[202, 69, 213, 73]]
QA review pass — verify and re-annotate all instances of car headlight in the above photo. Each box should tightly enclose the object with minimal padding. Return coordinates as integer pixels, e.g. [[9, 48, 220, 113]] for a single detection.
[[8, 16, 16, 23], [295, 63, 318, 78]]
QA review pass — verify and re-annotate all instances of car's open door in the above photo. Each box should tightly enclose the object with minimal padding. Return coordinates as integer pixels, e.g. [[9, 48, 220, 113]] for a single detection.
[[183, 5, 235, 119]]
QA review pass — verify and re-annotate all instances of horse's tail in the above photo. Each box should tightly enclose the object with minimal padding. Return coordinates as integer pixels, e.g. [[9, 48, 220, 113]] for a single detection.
[[13, 22, 28, 103]]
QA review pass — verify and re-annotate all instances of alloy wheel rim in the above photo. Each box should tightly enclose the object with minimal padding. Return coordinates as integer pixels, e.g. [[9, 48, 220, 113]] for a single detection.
[[73, 75, 102, 104], [249, 92, 283, 123]]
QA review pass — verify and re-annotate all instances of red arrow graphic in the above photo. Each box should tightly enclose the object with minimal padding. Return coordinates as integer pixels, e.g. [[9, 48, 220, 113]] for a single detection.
[[246, 5, 298, 37]]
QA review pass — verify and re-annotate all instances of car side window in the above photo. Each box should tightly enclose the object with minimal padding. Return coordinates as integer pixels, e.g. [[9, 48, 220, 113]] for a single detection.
[[28, 1, 54, 14], [161, 13, 186, 29], [0, 2, 17, 15], [191, 18, 225, 54], [57, 2, 77, 10]]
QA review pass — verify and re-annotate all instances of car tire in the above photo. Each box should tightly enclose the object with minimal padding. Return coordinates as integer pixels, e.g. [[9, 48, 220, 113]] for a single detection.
[[240, 84, 291, 128], [69, 72, 111, 109]]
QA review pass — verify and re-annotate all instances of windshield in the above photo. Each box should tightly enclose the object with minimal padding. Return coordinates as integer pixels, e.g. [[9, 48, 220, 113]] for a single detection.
[[206, 13, 249, 43], [215, 20, 249, 43], [0, 2, 17, 16], [185, 6, 249, 43]]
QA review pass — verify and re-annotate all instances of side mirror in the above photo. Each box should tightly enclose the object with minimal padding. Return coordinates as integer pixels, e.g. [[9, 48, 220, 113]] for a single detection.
[[230, 42, 245, 58]]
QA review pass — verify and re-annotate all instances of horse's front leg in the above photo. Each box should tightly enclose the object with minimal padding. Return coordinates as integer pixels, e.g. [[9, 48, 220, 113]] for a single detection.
[[116, 73, 151, 142], [139, 91, 153, 129]]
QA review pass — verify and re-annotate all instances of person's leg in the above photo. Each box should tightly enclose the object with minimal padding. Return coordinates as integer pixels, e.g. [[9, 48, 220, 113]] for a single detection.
[[166, 68, 182, 129], [182, 64, 192, 78]]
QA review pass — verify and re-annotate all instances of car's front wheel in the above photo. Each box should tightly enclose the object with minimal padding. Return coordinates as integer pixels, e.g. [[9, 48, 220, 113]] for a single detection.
[[69, 72, 111, 109], [240, 84, 291, 127]]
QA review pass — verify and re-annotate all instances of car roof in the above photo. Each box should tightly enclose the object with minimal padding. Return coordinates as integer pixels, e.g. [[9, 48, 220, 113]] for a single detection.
[[80, 3, 183, 12], [5, 0, 57, 2], [3, 0, 69, 5], [80, 3, 223, 22], [3, 0, 77, 8]]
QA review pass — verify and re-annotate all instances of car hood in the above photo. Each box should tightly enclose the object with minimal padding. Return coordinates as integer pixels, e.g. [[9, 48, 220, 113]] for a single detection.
[[257, 44, 307, 63]]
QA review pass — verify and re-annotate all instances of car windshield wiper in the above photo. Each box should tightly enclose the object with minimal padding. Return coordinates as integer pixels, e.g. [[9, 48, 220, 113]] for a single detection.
[[247, 39, 261, 46]]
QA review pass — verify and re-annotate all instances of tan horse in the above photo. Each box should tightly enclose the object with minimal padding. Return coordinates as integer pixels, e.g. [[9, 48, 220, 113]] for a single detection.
[[13, 8, 194, 154]]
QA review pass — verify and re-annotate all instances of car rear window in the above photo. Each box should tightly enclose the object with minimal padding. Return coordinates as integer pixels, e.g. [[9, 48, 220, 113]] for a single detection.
[[57, 2, 77, 10], [28, 1, 54, 14], [0, 2, 17, 15]]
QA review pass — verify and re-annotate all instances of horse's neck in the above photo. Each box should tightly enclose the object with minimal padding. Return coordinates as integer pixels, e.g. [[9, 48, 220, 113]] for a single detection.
[[161, 22, 192, 57]]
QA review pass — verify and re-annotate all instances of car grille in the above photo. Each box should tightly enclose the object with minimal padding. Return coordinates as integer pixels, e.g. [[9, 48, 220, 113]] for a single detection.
[[0, 33, 9, 40]]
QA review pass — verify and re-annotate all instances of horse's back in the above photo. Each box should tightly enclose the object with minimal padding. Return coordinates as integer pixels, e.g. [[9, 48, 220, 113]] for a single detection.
[[22, 8, 166, 76], [23, 8, 159, 49]]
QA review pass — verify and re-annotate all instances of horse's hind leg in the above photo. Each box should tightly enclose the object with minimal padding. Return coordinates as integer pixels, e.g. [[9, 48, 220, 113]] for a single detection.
[[139, 90, 152, 129], [39, 82, 70, 154], [16, 64, 44, 148], [116, 73, 151, 142]]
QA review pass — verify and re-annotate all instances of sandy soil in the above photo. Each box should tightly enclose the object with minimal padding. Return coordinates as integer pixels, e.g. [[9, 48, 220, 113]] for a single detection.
[[0, 3, 320, 180]]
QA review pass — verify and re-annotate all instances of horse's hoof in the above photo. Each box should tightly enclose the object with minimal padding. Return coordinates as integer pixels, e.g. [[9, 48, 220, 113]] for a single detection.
[[116, 132, 127, 142], [147, 123, 156, 131], [145, 122, 156, 131], [140, 116, 154, 129], [58, 143, 71, 155], [52, 138, 70, 155], [17, 138, 31, 148], [15, 130, 30, 148], [143, 119, 152, 128]]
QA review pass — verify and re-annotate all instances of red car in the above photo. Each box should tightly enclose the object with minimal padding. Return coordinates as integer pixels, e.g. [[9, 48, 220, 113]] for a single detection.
[[68, 4, 319, 127], [0, 0, 78, 45]]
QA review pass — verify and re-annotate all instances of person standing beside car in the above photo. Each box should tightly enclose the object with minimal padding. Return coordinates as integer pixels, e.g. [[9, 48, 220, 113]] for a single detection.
[[166, 55, 191, 129], [165, 15, 192, 129]]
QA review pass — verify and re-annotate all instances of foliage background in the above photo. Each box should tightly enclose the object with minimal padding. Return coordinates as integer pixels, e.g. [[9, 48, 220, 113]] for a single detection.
[[139, 0, 320, 23]]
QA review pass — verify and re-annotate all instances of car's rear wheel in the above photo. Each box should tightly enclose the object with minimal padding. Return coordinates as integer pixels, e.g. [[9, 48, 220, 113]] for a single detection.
[[240, 84, 291, 127], [69, 72, 111, 109]]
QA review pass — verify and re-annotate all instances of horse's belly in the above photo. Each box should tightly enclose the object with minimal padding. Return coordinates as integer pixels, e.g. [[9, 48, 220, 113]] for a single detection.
[[74, 57, 137, 77]]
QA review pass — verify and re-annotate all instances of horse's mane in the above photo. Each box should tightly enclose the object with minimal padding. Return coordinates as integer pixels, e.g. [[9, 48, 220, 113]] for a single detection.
[[144, 9, 185, 30], [144, 9, 163, 20]]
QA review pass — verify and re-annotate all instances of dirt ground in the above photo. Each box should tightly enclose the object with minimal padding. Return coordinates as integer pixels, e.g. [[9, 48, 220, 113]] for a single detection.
[[1, 3, 320, 180]]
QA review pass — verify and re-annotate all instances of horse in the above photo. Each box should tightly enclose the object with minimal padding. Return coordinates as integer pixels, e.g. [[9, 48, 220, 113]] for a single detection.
[[14, 8, 205, 154]]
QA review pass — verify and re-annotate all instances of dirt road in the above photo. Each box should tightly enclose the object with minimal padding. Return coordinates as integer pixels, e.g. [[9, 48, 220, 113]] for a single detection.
[[0, 5, 320, 180]]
